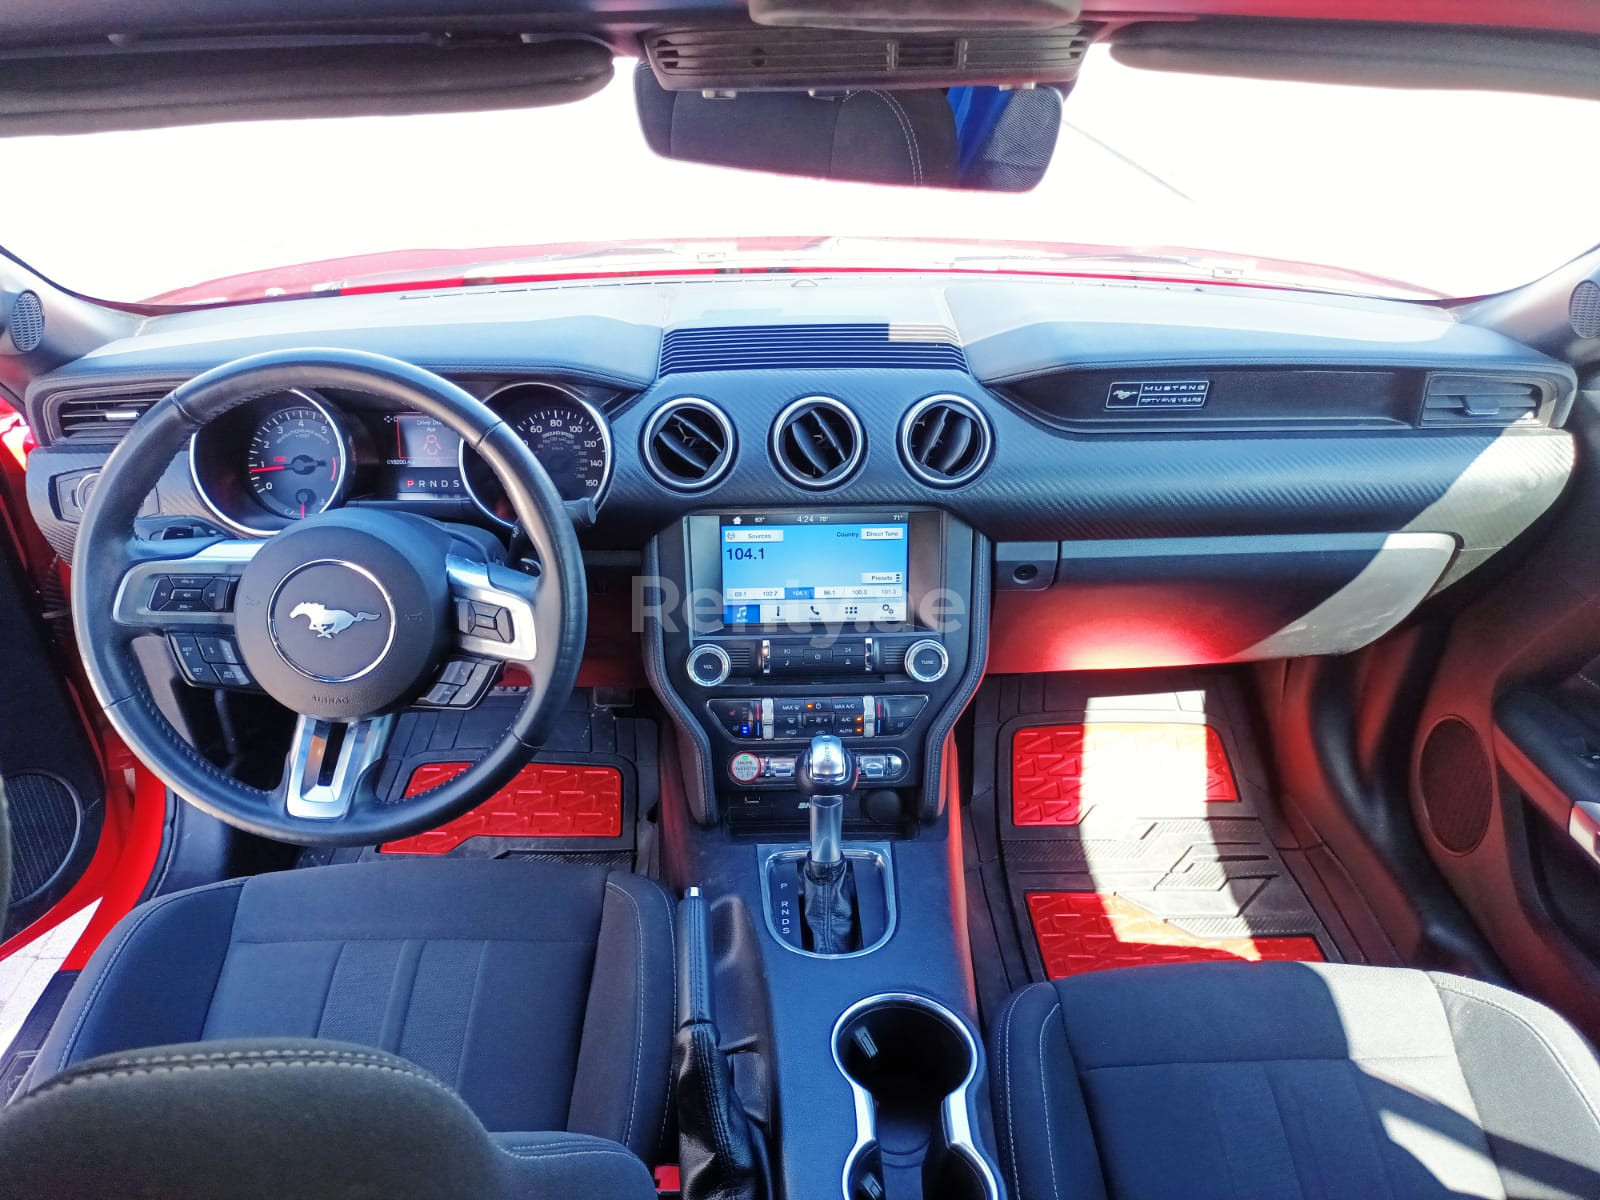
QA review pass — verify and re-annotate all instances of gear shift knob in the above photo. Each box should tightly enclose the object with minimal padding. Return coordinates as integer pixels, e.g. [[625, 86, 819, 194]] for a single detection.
[[797, 733, 856, 867]]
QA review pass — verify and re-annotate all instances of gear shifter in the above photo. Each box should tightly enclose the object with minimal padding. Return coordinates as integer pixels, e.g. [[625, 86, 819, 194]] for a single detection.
[[795, 734, 859, 954]]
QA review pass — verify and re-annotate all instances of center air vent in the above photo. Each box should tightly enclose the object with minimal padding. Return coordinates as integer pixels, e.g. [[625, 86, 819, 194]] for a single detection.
[[771, 396, 863, 489], [900, 394, 993, 487], [1421, 374, 1543, 428], [643, 397, 736, 491], [52, 392, 163, 442]]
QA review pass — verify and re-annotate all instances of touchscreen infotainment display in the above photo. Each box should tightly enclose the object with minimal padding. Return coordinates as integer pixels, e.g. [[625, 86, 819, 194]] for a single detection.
[[720, 516, 909, 626]]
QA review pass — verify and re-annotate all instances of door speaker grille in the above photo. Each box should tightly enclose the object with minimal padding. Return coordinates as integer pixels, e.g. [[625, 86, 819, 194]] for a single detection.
[[1419, 717, 1492, 854]]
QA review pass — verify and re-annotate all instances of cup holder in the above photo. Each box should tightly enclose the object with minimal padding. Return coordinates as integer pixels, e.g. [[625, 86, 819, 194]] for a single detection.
[[832, 994, 1002, 1200]]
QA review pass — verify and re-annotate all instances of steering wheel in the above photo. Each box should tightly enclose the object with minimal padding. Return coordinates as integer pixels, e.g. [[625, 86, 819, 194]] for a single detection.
[[71, 349, 586, 846]]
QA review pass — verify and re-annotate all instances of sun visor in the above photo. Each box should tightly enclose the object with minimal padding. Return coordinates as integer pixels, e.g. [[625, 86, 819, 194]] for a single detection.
[[1110, 20, 1600, 101], [0, 37, 614, 136]]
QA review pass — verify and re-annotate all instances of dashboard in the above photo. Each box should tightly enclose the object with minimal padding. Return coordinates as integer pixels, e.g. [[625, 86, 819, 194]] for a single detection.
[[185, 380, 613, 535], [19, 271, 1581, 683]]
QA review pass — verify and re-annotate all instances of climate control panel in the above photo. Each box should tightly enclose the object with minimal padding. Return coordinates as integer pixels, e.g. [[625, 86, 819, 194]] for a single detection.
[[707, 694, 927, 742]]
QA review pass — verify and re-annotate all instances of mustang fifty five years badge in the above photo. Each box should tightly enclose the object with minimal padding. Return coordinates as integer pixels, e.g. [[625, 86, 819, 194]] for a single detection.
[[1105, 380, 1211, 410]]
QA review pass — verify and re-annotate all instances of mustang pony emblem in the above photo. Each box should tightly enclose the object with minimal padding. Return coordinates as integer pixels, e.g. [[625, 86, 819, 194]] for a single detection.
[[289, 602, 381, 639]]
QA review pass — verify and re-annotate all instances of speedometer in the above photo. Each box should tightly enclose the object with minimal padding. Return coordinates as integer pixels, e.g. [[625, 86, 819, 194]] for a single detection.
[[246, 396, 349, 521], [462, 383, 613, 523]]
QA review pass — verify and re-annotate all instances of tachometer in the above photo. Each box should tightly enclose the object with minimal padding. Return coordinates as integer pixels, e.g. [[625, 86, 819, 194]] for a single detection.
[[246, 397, 349, 521], [462, 383, 612, 523]]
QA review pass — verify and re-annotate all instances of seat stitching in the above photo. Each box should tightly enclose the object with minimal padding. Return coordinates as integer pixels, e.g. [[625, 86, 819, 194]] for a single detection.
[[22, 1054, 463, 1110], [229, 935, 597, 946], [1037, 1002, 1064, 1200], [453, 939, 491, 1091], [57, 878, 248, 1074], [605, 879, 646, 1149], [497, 1147, 644, 1164], [864, 90, 922, 185], [1429, 978, 1600, 1134], [998, 988, 1024, 1200], [654, 881, 677, 1158], [1079, 1052, 1456, 1071]]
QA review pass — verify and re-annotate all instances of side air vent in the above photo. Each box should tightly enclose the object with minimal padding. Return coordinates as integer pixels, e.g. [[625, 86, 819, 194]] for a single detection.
[[660, 323, 967, 375], [8, 291, 44, 352], [1421, 374, 1543, 428], [900, 394, 993, 487], [771, 396, 863, 489], [52, 392, 163, 442], [643, 397, 736, 491], [646, 27, 1091, 90]]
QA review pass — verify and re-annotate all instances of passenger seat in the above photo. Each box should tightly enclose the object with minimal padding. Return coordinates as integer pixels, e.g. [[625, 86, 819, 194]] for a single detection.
[[991, 961, 1600, 1199]]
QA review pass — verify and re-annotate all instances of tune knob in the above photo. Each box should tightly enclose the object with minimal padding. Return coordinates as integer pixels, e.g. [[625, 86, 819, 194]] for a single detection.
[[904, 639, 949, 684], [686, 643, 732, 687]]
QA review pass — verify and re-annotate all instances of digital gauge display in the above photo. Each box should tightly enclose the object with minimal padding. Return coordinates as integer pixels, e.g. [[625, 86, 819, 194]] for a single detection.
[[384, 412, 465, 497]]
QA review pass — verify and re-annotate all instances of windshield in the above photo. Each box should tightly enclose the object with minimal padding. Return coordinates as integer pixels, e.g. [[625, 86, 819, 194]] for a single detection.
[[3, 44, 1596, 304]]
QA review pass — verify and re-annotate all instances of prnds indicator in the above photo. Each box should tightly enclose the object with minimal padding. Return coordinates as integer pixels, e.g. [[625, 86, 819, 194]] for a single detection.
[[721, 518, 909, 627]]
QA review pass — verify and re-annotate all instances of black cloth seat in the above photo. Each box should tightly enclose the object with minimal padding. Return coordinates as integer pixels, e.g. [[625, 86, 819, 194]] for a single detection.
[[26, 859, 676, 1162], [0, 1039, 659, 1200], [991, 961, 1600, 1200]]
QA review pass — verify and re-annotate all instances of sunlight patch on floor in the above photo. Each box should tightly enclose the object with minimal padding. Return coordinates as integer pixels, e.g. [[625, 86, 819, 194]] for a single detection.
[[0, 903, 97, 1058]]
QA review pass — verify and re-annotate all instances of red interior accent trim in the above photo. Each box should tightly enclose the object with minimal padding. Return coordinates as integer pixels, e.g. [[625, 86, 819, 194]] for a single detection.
[[1012, 722, 1237, 826], [0, 737, 169, 972], [380, 762, 624, 853], [1028, 891, 1325, 979]]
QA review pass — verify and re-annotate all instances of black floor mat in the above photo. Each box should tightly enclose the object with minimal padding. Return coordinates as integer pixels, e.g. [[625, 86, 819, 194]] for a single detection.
[[965, 671, 1360, 1026], [298, 688, 657, 871]]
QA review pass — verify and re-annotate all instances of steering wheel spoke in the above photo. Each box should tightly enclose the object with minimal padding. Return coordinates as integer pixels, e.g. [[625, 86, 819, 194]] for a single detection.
[[444, 555, 540, 664], [281, 713, 395, 822]]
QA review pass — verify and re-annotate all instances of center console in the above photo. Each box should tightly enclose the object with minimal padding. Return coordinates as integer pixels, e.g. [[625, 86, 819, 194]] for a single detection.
[[647, 506, 998, 1200], [647, 506, 981, 831]]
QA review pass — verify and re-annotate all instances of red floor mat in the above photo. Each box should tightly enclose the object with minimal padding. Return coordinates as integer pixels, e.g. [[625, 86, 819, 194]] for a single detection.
[[1011, 722, 1238, 826], [380, 762, 623, 853], [1027, 891, 1325, 979]]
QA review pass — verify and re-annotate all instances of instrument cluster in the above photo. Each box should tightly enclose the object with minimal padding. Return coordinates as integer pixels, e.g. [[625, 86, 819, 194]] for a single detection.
[[188, 381, 613, 535]]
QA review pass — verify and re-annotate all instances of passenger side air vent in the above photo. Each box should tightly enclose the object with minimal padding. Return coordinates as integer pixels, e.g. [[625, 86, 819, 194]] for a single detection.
[[660, 323, 967, 375], [900, 394, 993, 487], [643, 397, 736, 491], [1421, 374, 1543, 428], [646, 28, 1092, 90], [52, 392, 163, 442], [771, 396, 864, 489]]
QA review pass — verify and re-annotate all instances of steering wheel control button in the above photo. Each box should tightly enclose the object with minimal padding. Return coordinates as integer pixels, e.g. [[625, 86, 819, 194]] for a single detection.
[[687, 644, 732, 687], [904, 639, 950, 683], [202, 577, 236, 612], [212, 663, 253, 688], [729, 751, 763, 783], [418, 658, 498, 709], [196, 636, 240, 665]]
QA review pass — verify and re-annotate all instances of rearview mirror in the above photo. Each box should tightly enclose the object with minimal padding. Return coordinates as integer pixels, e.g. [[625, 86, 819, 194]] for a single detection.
[[633, 65, 1062, 192]]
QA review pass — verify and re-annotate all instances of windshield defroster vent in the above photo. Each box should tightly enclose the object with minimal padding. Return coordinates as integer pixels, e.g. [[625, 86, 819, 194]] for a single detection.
[[643, 397, 736, 491], [771, 396, 864, 490], [661, 324, 967, 375], [52, 392, 164, 442], [900, 395, 993, 487], [1421, 374, 1544, 428], [646, 28, 1092, 90]]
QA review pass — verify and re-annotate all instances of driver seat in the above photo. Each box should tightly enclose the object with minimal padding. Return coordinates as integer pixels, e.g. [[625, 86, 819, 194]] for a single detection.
[[4, 859, 675, 1197]]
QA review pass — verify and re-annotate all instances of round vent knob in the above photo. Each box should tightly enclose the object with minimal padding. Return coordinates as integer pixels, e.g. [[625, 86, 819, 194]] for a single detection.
[[899, 394, 993, 487], [643, 398, 735, 491], [771, 396, 864, 489]]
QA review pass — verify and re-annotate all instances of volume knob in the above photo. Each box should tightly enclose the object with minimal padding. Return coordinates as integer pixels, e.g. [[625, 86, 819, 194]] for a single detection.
[[686, 644, 732, 687]]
